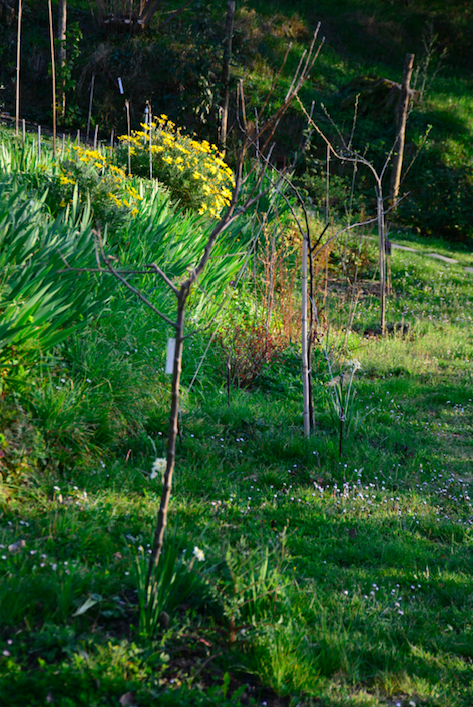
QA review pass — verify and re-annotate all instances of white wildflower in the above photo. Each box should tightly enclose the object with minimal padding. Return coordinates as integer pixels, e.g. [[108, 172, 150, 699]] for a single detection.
[[150, 457, 167, 480], [193, 546, 205, 562]]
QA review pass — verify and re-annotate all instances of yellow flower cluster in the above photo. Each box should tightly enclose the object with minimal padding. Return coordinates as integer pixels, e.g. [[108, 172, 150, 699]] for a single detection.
[[56, 145, 142, 218], [73, 146, 107, 171], [118, 115, 235, 218]]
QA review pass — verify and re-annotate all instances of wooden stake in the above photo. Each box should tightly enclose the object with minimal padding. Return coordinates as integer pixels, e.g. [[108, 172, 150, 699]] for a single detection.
[[220, 0, 235, 154], [48, 0, 56, 156], [15, 0, 22, 137], [377, 192, 386, 336], [57, 0, 67, 120], [86, 74, 95, 141], [146, 100, 152, 179], [390, 53, 415, 208], [94, 123, 99, 149], [301, 229, 310, 438], [125, 99, 131, 175], [326, 143, 330, 221]]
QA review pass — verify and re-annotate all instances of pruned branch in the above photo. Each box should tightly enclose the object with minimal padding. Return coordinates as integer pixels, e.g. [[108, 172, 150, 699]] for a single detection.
[[94, 230, 177, 328]]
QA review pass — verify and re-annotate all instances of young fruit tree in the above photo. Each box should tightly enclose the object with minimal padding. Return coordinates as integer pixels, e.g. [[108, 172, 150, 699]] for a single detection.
[[61, 27, 324, 631]]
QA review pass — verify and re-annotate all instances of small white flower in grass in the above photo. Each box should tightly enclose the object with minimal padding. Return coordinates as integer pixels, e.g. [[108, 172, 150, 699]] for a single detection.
[[193, 546, 205, 562], [150, 457, 167, 480]]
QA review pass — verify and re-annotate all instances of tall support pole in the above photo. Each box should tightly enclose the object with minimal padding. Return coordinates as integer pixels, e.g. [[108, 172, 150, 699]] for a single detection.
[[125, 99, 131, 175], [390, 53, 415, 207], [146, 99, 152, 179], [325, 143, 330, 221], [48, 0, 57, 155], [15, 0, 23, 137], [377, 191, 386, 336], [57, 0, 67, 120], [87, 74, 95, 141], [301, 230, 310, 437], [220, 0, 235, 154]]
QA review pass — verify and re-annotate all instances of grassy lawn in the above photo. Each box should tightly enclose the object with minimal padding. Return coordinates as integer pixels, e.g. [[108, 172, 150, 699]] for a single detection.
[[1, 211, 473, 705]]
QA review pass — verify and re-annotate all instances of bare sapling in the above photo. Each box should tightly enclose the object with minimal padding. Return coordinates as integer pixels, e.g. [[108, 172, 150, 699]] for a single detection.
[[296, 96, 408, 336], [60, 27, 325, 626]]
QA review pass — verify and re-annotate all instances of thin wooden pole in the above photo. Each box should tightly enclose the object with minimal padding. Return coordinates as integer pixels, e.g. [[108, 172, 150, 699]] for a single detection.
[[57, 0, 67, 120], [87, 74, 95, 141], [93, 123, 99, 149], [125, 99, 131, 175], [37, 125, 41, 159], [15, 0, 23, 137], [48, 0, 57, 156], [146, 100, 152, 179], [377, 191, 386, 336], [390, 53, 415, 208], [220, 0, 235, 154], [325, 143, 330, 221], [301, 230, 310, 437]]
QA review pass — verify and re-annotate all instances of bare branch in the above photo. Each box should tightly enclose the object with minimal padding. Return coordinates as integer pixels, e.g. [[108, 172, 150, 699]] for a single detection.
[[94, 230, 177, 329], [147, 263, 179, 294]]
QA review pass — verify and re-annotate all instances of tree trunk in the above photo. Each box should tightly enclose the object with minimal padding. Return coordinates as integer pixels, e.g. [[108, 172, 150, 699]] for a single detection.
[[57, 0, 67, 120], [390, 53, 415, 208], [220, 0, 235, 154], [146, 286, 187, 585]]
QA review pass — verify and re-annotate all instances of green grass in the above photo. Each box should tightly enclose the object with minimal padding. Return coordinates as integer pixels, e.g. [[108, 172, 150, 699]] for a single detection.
[[1, 214, 473, 705]]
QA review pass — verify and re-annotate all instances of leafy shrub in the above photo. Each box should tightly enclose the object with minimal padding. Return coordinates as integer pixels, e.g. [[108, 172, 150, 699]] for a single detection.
[[0, 136, 145, 227], [117, 115, 235, 216], [46, 145, 144, 226], [216, 322, 288, 388]]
